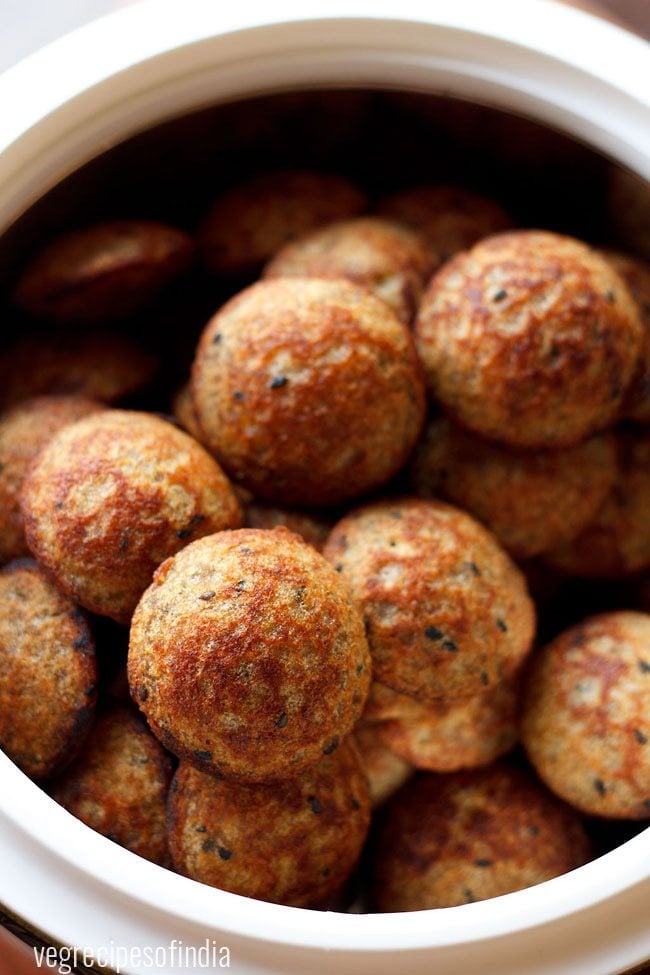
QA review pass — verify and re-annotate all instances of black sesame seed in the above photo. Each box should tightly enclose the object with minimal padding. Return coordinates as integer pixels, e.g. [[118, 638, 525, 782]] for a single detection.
[[464, 561, 481, 576], [475, 859, 492, 868], [335, 564, 343, 573], [323, 738, 339, 756], [424, 626, 443, 641], [269, 375, 288, 389], [594, 778, 607, 795], [201, 838, 216, 853], [218, 846, 232, 860], [480, 672, 490, 687], [194, 749, 213, 762], [54, 501, 64, 510], [634, 729, 648, 745], [119, 536, 130, 552], [493, 289, 508, 302], [496, 618, 508, 632], [529, 825, 540, 837], [137, 685, 149, 702], [356, 664, 364, 676], [233, 391, 245, 401], [276, 712, 288, 729], [442, 639, 458, 653], [199, 591, 216, 601], [322, 867, 331, 877], [212, 333, 222, 344], [235, 579, 246, 591], [463, 888, 476, 903], [605, 290, 615, 303], [177, 513, 206, 540], [195, 825, 207, 833], [308, 796, 323, 814], [638, 660, 650, 673], [240, 546, 252, 554], [350, 797, 361, 811]]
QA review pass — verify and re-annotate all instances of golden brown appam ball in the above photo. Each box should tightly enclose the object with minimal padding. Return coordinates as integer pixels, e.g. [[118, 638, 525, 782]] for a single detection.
[[199, 170, 367, 277], [0, 395, 103, 565], [264, 217, 435, 325], [522, 611, 650, 819], [0, 330, 157, 410], [371, 764, 591, 911], [51, 703, 173, 866], [352, 722, 413, 808], [167, 741, 370, 907], [411, 416, 618, 560], [128, 528, 371, 782], [600, 250, 650, 422], [366, 678, 519, 773], [0, 560, 97, 779], [22, 410, 242, 624], [375, 184, 512, 263], [415, 231, 643, 447], [244, 501, 333, 552], [191, 278, 425, 507], [544, 429, 650, 578], [13, 220, 194, 323], [323, 498, 535, 705]]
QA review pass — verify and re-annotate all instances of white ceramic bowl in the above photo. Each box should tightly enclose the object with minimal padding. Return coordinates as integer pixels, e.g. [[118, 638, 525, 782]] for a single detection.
[[1, 2, 649, 973]]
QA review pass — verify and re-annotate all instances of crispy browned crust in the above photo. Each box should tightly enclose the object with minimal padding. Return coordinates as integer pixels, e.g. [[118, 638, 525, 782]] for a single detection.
[[128, 528, 371, 782], [364, 678, 519, 773], [244, 502, 333, 552], [167, 740, 370, 907], [411, 416, 618, 559], [415, 231, 643, 447], [191, 278, 425, 507], [21, 410, 242, 623], [264, 217, 434, 325], [352, 722, 413, 808], [544, 429, 650, 578], [521, 611, 650, 819], [199, 170, 367, 276], [0, 330, 158, 410], [51, 703, 173, 866], [600, 250, 650, 422], [375, 184, 512, 263], [0, 396, 104, 565], [0, 559, 97, 779], [323, 498, 535, 705], [13, 220, 194, 323], [371, 764, 591, 911]]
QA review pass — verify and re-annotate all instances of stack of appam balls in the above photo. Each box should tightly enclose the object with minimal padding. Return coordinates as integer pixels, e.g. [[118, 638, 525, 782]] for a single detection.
[[1, 164, 649, 914]]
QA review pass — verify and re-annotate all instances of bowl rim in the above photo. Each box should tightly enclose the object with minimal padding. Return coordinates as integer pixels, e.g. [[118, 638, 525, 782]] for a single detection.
[[0, 0, 649, 966]]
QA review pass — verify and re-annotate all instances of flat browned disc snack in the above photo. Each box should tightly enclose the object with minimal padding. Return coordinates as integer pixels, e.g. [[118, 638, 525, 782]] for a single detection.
[[415, 231, 642, 447], [372, 764, 591, 911], [13, 220, 194, 323], [128, 528, 371, 782], [0, 560, 97, 779], [199, 169, 367, 276], [600, 250, 650, 422], [323, 498, 535, 705], [51, 703, 173, 865], [0, 330, 157, 410], [375, 184, 512, 263], [522, 611, 650, 819], [366, 679, 519, 773], [544, 429, 650, 578], [167, 741, 370, 907], [411, 416, 617, 559], [191, 277, 425, 506], [22, 410, 242, 623], [264, 217, 435, 324], [0, 395, 103, 565]]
